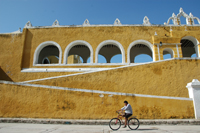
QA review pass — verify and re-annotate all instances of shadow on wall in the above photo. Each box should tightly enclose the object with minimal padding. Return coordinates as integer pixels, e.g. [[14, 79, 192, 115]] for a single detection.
[[21, 30, 33, 68], [0, 67, 13, 81]]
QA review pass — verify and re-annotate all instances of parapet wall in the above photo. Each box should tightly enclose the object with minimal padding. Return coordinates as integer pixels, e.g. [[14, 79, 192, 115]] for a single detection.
[[0, 81, 194, 119], [30, 59, 200, 98], [1, 26, 200, 82], [0, 59, 199, 119]]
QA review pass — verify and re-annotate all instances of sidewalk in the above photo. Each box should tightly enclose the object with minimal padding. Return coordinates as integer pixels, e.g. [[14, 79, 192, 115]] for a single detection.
[[0, 118, 200, 125], [1, 123, 200, 133]]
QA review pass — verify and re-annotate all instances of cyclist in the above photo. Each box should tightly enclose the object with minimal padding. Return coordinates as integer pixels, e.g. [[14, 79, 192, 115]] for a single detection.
[[118, 100, 133, 128]]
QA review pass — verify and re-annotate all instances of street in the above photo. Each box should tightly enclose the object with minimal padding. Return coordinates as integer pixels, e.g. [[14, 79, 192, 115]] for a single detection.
[[0, 123, 200, 133]]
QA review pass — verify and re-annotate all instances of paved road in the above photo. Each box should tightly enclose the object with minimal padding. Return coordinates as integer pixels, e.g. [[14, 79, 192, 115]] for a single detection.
[[0, 123, 200, 133]]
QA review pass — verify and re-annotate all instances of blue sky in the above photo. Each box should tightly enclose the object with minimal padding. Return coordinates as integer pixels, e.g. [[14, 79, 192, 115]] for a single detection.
[[0, 0, 200, 63], [1, 0, 200, 33]]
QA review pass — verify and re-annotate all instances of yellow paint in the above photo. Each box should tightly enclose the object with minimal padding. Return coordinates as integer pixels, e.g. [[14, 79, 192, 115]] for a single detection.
[[32, 59, 200, 98], [0, 26, 200, 81], [0, 26, 200, 119], [67, 55, 83, 64], [0, 83, 194, 119]]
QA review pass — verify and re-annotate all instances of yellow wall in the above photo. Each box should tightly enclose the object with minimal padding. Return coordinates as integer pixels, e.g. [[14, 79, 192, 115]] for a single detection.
[[0, 83, 194, 119], [0, 26, 200, 82], [32, 59, 200, 98], [0, 26, 200, 119], [21, 26, 200, 67], [67, 55, 83, 64]]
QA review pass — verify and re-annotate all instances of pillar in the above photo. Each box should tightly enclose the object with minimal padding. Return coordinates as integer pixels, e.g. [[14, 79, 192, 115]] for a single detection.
[[186, 79, 200, 119]]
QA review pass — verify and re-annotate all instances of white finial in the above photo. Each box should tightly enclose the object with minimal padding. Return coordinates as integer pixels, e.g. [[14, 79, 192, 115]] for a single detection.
[[52, 19, 60, 27], [154, 32, 157, 36], [24, 21, 32, 28], [192, 79, 200, 82], [114, 18, 122, 26], [143, 16, 151, 26], [83, 19, 90, 26], [179, 7, 183, 13], [172, 13, 176, 17], [189, 13, 193, 17]]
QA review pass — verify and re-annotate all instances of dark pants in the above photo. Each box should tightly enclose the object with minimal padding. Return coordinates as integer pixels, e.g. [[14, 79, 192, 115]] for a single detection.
[[123, 113, 132, 119]]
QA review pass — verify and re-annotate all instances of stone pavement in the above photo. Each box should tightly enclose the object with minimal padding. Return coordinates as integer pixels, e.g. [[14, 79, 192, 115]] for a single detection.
[[0, 118, 200, 125], [0, 123, 200, 133]]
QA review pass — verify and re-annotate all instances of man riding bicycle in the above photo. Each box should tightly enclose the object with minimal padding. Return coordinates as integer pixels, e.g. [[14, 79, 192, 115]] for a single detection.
[[118, 101, 133, 128]]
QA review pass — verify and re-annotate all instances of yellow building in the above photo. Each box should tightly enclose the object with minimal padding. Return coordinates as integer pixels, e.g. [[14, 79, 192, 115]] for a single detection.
[[0, 8, 200, 119]]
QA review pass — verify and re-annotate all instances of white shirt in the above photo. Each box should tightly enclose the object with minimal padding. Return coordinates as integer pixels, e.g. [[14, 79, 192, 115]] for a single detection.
[[121, 104, 133, 114]]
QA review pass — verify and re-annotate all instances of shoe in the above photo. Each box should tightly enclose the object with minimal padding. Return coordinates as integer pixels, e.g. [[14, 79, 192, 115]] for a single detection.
[[123, 126, 127, 128]]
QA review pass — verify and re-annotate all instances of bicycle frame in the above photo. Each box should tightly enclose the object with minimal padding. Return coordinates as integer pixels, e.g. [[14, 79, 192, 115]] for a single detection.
[[116, 111, 137, 125], [109, 111, 140, 131]]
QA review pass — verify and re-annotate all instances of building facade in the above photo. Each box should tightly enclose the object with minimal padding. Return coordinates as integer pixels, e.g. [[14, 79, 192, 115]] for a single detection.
[[0, 8, 200, 119]]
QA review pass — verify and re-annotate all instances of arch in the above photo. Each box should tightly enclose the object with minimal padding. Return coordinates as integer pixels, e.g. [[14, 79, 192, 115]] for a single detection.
[[181, 36, 199, 57], [33, 41, 62, 65], [134, 54, 153, 63], [179, 16, 187, 25], [176, 8, 190, 25], [42, 56, 59, 64], [191, 53, 197, 58], [87, 56, 91, 63], [98, 54, 107, 63], [182, 36, 199, 46], [64, 40, 93, 64], [110, 54, 122, 63], [42, 57, 50, 64], [127, 40, 154, 63], [95, 40, 125, 63], [193, 17, 200, 25], [163, 48, 174, 59]]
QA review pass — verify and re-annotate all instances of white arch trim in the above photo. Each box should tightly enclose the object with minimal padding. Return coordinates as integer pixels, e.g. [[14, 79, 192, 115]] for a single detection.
[[64, 40, 93, 64], [182, 36, 199, 45], [181, 36, 200, 57], [42, 57, 50, 64], [33, 41, 62, 65], [95, 40, 125, 63], [127, 40, 154, 63], [163, 48, 175, 58]]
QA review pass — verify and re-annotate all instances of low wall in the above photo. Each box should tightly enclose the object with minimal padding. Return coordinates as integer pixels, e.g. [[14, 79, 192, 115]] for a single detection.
[[31, 59, 200, 98], [0, 81, 194, 119]]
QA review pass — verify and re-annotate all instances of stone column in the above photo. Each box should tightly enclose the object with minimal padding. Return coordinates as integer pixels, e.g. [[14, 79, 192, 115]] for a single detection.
[[197, 43, 200, 57], [186, 79, 200, 119], [176, 44, 180, 58], [157, 44, 160, 61]]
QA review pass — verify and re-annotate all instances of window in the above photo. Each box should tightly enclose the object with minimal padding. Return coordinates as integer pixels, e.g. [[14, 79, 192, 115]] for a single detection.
[[96, 40, 125, 63], [33, 41, 62, 65], [64, 40, 93, 64]]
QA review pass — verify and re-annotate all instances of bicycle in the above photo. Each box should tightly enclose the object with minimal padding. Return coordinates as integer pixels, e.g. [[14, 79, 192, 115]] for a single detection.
[[109, 111, 140, 131]]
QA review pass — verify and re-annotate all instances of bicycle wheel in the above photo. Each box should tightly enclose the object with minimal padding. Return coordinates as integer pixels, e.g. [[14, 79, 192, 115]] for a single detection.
[[128, 118, 140, 130], [109, 118, 121, 131]]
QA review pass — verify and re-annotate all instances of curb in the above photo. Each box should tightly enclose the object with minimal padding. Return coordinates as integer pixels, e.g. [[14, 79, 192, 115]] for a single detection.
[[0, 118, 200, 125]]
